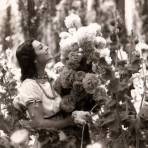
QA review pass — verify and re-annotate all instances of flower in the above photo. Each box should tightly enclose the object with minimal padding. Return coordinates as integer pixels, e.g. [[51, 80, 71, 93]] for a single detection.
[[131, 73, 144, 92], [66, 59, 80, 70], [87, 23, 102, 36], [64, 13, 82, 29], [104, 56, 112, 65], [53, 62, 64, 74], [60, 95, 76, 112], [68, 51, 83, 61], [60, 36, 78, 52], [75, 71, 86, 81], [76, 26, 95, 54], [135, 42, 148, 58], [73, 81, 84, 93], [10, 129, 29, 144], [93, 86, 108, 103], [92, 62, 106, 75], [91, 114, 99, 124], [66, 51, 83, 70], [60, 36, 79, 62], [0, 85, 6, 94], [60, 67, 75, 88], [116, 48, 128, 61], [94, 36, 106, 49], [68, 27, 77, 35], [100, 48, 110, 58], [72, 110, 90, 125], [59, 31, 71, 39], [70, 86, 87, 102], [91, 50, 100, 63], [82, 73, 99, 94], [87, 142, 103, 148]]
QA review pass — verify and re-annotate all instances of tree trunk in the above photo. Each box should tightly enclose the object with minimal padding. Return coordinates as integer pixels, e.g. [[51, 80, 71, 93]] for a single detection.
[[115, 0, 125, 23], [141, 0, 148, 43]]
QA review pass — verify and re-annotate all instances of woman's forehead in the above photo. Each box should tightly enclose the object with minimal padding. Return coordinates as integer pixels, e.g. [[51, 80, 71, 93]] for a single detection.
[[32, 40, 41, 48]]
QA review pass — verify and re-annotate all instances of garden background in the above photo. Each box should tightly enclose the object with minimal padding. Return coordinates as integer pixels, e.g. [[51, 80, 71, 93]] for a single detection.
[[0, 0, 148, 148]]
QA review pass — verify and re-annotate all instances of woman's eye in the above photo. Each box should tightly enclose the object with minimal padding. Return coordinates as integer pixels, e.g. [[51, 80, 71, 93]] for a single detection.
[[39, 45, 43, 50]]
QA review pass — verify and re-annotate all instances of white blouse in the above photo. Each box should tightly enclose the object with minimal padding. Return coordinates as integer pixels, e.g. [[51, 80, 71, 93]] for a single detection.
[[17, 79, 61, 117]]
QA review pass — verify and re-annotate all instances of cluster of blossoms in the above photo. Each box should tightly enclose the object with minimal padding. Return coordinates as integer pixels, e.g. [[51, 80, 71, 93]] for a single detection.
[[54, 13, 112, 120], [54, 13, 148, 147], [59, 13, 111, 68], [131, 72, 144, 113], [130, 42, 148, 114]]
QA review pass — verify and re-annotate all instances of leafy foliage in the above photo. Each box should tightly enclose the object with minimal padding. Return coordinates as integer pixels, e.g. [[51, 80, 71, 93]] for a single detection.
[[53, 12, 148, 148], [0, 0, 148, 147]]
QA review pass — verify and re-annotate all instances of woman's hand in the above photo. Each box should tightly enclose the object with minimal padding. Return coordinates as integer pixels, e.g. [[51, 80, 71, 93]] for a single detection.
[[65, 115, 75, 126], [72, 111, 91, 125], [27, 102, 75, 129]]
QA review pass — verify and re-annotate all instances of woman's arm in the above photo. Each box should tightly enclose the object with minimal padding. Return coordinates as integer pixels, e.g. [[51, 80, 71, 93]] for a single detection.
[[27, 102, 73, 129]]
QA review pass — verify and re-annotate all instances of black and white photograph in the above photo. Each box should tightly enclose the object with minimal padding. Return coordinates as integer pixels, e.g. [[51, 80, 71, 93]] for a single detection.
[[0, 0, 147, 148]]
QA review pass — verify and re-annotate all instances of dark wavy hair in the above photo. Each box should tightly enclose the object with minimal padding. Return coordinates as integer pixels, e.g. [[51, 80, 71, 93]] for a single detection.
[[16, 39, 37, 81]]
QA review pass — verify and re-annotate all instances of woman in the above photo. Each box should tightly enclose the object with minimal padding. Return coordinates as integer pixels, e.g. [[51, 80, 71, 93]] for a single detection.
[[15, 39, 75, 147]]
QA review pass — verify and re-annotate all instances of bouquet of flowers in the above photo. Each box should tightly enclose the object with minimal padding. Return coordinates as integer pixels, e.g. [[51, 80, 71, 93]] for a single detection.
[[54, 12, 148, 147], [53, 13, 110, 115]]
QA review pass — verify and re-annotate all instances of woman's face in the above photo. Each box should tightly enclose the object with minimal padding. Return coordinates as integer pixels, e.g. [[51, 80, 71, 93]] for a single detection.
[[32, 40, 52, 64]]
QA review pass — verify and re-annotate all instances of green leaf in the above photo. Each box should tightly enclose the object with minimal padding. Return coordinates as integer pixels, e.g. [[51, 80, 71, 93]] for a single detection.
[[101, 114, 115, 127], [108, 78, 120, 93]]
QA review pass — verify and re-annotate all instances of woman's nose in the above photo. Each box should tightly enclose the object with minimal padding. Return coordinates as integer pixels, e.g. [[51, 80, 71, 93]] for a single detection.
[[44, 46, 48, 51]]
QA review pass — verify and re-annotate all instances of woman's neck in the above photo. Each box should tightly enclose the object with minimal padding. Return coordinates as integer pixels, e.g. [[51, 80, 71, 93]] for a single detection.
[[36, 63, 46, 78]]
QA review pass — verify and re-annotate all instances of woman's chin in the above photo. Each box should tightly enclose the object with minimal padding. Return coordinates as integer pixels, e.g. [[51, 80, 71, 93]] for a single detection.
[[46, 57, 53, 63]]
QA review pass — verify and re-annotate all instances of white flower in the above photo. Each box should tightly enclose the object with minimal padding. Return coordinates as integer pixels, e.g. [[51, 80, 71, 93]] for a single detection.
[[1, 104, 8, 118], [105, 56, 112, 64], [131, 73, 140, 79], [94, 36, 106, 49], [0, 85, 6, 94], [76, 26, 96, 47], [60, 36, 78, 52], [133, 77, 144, 90], [68, 27, 77, 34], [100, 48, 110, 58], [72, 111, 90, 125], [6, 48, 12, 58], [92, 114, 99, 124], [0, 44, 2, 53], [10, 68, 21, 81], [0, 130, 7, 137], [10, 129, 29, 144], [116, 48, 128, 61], [135, 42, 148, 52], [131, 89, 142, 101], [59, 32, 71, 39], [64, 13, 82, 29], [28, 135, 36, 146], [87, 23, 101, 36], [115, 71, 120, 78], [53, 62, 64, 74], [58, 131, 67, 141], [87, 142, 102, 148], [135, 42, 148, 58], [60, 36, 79, 62], [131, 73, 144, 91]]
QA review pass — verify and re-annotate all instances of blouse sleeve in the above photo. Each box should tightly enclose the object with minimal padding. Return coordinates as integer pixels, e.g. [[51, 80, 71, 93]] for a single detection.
[[18, 79, 42, 107]]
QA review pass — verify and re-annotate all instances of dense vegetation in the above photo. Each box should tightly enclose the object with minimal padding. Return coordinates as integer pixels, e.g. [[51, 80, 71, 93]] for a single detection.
[[0, 0, 148, 148]]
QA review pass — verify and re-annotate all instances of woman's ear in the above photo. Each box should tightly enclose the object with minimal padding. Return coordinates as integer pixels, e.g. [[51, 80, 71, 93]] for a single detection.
[[34, 60, 37, 64]]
